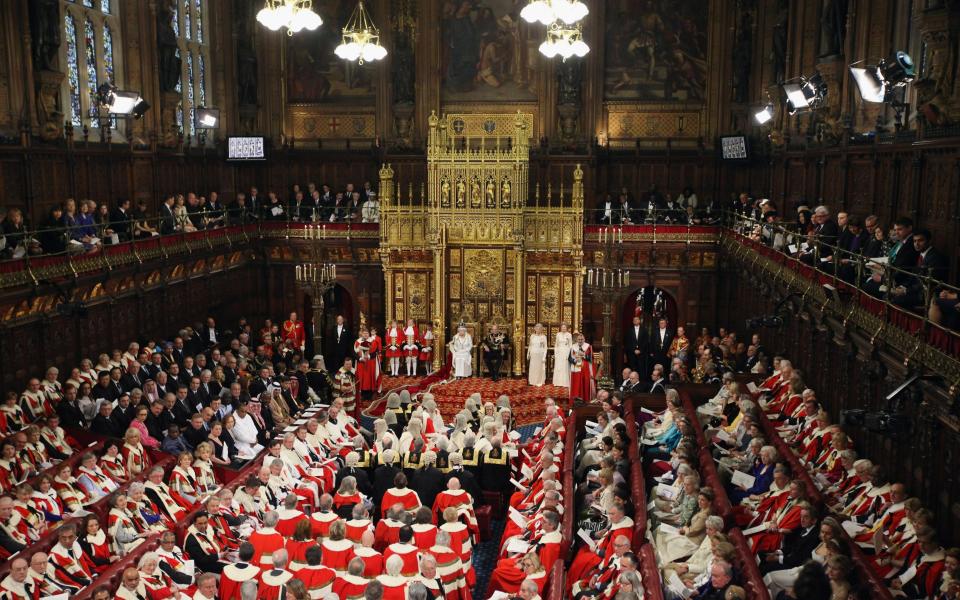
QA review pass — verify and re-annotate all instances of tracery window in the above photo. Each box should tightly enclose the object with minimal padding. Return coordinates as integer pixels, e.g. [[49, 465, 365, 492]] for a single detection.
[[61, 0, 120, 130], [172, 0, 210, 137]]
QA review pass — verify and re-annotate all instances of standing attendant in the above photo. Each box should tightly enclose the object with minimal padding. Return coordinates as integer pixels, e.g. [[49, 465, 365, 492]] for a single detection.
[[403, 335, 419, 377], [354, 328, 378, 401], [624, 315, 647, 376], [450, 326, 473, 379], [527, 324, 548, 387], [569, 333, 596, 401], [385, 321, 402, 377], [330, 315, 353, 372], [282, 312, 305, 353], [552, 322, 573, 388], [651, 318, 674, 372], [419, 325, 435, 376]]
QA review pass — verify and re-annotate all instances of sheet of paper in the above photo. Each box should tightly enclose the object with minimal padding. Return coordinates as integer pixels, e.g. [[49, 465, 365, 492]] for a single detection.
[[520, 463, 534, 481], [577, 528, 597, 551], [747, 382, 759, 394], [731, 470, 756, 490], [508, 507, 528, 528], [41, 594, 69, 600], [283, 425, 298, 433], [656, 484, 677, 500], [658, 523, 680, 535], [647, 499, 657, 511], [508, 430, 521, 441], [667, 572, 694, 599], [585, 420, 599, 430], [641, 438, 658, 446], [640, 406, 656, 415], [715, 429, 733, 443], [506, 537, 530, 555], [489, 592, 511, 600], [533, 426, 542, 436], [712, 442, 730, 455], [787, 244, 798, 254], [509, 478, 525, 491], [742, 522, 770, 536]]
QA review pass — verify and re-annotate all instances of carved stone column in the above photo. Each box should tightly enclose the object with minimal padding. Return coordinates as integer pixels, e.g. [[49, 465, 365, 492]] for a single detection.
[[914, 5, 960, 129]]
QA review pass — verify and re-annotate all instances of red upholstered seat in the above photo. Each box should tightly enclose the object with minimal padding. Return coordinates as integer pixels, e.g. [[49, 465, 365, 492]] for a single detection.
[[475, 504, 492, 541], [728, 528, 772, 600]]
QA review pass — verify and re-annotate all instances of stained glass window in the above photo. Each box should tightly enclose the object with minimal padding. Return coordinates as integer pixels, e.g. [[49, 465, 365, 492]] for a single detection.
[[64, 13, 82, 127], [62, 1, 123, 135], [186, 52, 195, 135], [171, 2, 179, 37], [195, 0, 203, 43], [198, 54, 206, 107], [84, 18, 99, 126], [103, 23, 114, 82], [174, 0, 209, 138]]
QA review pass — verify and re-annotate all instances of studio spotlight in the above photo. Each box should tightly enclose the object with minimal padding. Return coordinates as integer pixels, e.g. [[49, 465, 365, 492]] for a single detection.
[[849, 51, 915, 104], [783, 73, 827, 115], [754, 104, 775, 125], [96, 82, 149, 118], [196, 108, 220, 129]]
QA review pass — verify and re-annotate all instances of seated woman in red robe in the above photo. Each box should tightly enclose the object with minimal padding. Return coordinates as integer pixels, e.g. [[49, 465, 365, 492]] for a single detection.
[[320, 520, 354, 574], [121, 427, 151, 480], [138, 552, 178, 600], [487, 550, 549, 597], [99, 440, 128, 484], [381, 472, 422, 518], [77, 514, 113, 574]]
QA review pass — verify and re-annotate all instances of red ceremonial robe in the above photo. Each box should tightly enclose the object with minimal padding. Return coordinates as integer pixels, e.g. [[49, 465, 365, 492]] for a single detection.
[[297, 564, 336, 599], [487, 530, 561, 594], [248, 527, 286, 568], [256, 569, 293, 600], [567, 518, 634, 584], [320, 538, 354, 573], [569, 344, 596, 401], [384, 542, 421, 577], [219, 563, 260, 600], [351, 547, 384, 578]]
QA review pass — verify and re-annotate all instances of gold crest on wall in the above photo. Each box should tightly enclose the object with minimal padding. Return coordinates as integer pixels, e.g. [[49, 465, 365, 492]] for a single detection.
[[463, 249, 503, 300]]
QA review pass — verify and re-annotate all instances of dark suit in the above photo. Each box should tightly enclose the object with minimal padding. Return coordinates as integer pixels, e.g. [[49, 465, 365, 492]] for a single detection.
[[335, 466, 372, 497], [372, 464, 400, 507], [649, 378, 666, 395], [328, 324, 354, 371], [57, 399, 87, 430], [109, 207, 132, 241], [120, 373, 144, 393], [91, 414, 123, 439], [411, 466, 447, 510], [864, 237, 920, 297], [183, 425, 208, 450], [159, 203, 176, 235], [650, 328, 673, 370], [893, 247, 950, 308], [624, 324, 647, 374], [760, 524, 820, 574]]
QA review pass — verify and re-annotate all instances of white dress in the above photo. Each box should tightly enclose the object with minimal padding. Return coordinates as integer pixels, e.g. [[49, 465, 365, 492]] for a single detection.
[[552, 331, 573, 387], [451, 333, 473, 378], [527, 334, 548, 386]]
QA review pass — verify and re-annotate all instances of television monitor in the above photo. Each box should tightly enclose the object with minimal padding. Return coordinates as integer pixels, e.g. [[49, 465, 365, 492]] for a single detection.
[[227, 136, 266, 161], [720, 135, 749, 161]]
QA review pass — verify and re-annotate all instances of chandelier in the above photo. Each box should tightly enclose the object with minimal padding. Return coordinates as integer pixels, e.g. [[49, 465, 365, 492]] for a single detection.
[[256, 0, 322, 35], [334, 1, 388, 65], [539, 22, 589, 60], [520, 0, 589, 26]]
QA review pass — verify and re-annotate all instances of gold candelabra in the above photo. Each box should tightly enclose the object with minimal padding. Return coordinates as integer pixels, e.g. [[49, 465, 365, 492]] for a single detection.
[[296, 225, 338, 357], [586, 225, 630, 387]]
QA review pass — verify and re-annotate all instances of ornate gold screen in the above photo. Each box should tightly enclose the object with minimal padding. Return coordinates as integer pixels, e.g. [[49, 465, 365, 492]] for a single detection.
[[379, 111, 585, 375]]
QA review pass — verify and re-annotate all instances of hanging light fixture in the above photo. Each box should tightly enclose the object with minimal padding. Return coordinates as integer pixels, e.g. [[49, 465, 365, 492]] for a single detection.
[[256, 0, 322, 35], [334, 1, 388, 65], [539, 22, 589, 60], [521, 0, 589, 25]]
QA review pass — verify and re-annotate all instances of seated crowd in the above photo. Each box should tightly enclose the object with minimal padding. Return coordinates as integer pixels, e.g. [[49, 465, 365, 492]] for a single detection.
[[0, 181, 380, 259], [731, 195, 956, 332], [0, 312, 575, 600], [637, 339, 958, 600]]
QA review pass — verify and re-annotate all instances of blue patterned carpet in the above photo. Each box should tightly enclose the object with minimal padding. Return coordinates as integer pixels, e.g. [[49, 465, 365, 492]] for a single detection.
[[472, 423, 539, 599]]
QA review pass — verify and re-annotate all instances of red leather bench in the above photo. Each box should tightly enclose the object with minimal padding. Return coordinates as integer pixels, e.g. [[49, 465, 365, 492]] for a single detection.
[[729, 528, 772, 600]]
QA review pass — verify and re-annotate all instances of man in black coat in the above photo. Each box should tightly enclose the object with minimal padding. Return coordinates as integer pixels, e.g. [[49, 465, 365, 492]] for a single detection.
[[623, 315, 647, 375], [328, 315, 354, 374], [446, 454, 485, 506], [695, 561, 734, 600], [760, 505, 821, 574], [411, 453, 447, 510], [891, 229, 949, 309], [144, 400, 171, 442], [109, 199, 132, 242], [90, 402, 123, 439], [864, 216, 919, 297], [649, 317, 673, 372], [183, 413, 209, 450], [57, 384, 87, 430], [335, 451, 373, 497], [372, 451, 401, 507]]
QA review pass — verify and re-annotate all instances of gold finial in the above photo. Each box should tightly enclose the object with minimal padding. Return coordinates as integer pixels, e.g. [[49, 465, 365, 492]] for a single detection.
[[574, 163, 583, 182], [360, 312, 367, 329], [379, 163, 394, 179], [428, 111, 439, 127], [535, 181, 541, 203]]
